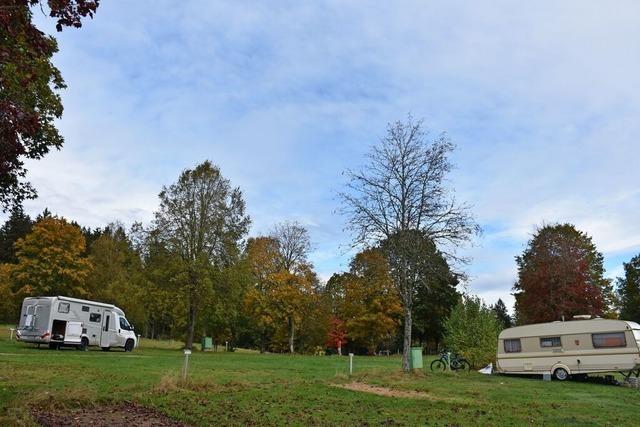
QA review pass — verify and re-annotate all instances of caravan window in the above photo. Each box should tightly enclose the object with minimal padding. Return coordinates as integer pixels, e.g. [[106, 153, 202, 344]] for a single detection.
[[540, 337, 561, 348], [89, 313, 101, 323], [592, 332, 626, 348], [58, 302, 70, 313], [504, 339, 521, 353]]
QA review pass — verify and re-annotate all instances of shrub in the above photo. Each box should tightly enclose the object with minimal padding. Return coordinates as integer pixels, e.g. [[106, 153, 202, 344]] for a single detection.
[[443, 295, 501, 368]]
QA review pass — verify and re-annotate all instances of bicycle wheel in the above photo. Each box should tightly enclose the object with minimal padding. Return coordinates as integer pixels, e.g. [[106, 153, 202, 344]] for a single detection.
[[430, 359, 446, 371], [457, 359, 471, 371]]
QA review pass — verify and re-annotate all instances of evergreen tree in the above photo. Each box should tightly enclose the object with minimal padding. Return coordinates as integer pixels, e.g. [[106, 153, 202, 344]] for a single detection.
[[491, 298, 512, 329], [617, 254, 640, 322], [0, 204, 33, 263]]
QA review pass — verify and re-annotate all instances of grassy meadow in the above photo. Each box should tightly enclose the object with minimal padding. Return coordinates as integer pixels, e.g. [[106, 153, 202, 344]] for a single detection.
[[0, 326, 637, 426]]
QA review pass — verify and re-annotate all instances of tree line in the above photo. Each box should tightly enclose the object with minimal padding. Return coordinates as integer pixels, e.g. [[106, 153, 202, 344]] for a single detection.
[[2, 118, 639, 370]]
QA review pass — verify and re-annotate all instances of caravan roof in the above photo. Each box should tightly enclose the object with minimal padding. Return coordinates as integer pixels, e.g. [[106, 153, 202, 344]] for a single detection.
[[26, 296, 121, 312], [499, 318, 640, 339]]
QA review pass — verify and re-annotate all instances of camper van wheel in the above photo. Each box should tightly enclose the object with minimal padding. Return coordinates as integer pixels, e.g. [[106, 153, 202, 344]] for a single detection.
[[79, 337, 89, 351], [553, 367, 569, 381], [124, 339, 134, 352]]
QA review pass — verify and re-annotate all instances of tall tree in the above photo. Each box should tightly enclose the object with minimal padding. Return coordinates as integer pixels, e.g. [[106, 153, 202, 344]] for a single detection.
[[270, 220, 311, 274], [617, 254, 640, 322], [491, 298, 512, 330], [0, 1, 100, 210], [11, 216, 92, 298], [154, 161, 250, 349], [340, 117, 479, 371], [0, 204, 33, 263], [513, 224, 609, 324]]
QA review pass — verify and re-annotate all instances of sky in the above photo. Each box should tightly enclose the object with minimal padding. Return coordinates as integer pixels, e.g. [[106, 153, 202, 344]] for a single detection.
[[10, 0, 640, 312]]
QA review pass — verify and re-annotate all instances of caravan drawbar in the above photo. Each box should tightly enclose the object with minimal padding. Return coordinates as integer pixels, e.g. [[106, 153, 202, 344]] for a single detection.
[[16, 296, 137, 351]]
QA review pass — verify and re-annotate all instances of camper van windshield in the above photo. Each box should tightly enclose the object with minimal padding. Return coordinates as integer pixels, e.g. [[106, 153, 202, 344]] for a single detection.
[[119, 317, 132, 331]]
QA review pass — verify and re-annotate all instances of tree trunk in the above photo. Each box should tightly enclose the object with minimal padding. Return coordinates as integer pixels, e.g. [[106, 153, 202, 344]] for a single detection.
[[402, 307, 412, 372], [288, 317, 295, 354], [186, 298, 197, 350]]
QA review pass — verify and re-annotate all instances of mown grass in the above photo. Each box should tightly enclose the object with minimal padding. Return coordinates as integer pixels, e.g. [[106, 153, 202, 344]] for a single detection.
[[0, 325, 637, 426]]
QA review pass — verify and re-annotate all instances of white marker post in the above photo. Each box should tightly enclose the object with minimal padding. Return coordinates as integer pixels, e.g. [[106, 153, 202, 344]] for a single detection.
[[136, 334, 141, 348], [182, 349, 192, 382], [446, 351, 451, 371], [9, 328, 15, 341], [349, 353, 354, 376]]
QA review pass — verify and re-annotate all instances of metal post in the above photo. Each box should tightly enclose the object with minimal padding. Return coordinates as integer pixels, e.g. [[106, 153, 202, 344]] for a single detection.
[[136, 334, 141, 348], [182, 349, 191, 382], [349, 353, 354, 376], [9, 328, 15, 341], [225, 341, 228, 352], [446, 352, 451, 371]]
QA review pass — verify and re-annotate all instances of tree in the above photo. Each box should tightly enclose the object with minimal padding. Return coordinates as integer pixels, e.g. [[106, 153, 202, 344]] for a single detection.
[[326, 316, 347, 355], [86, 223, 146, 328], [0, 204, 33, 263], [339, 117, 479, 371], [0, 263, 18, 323], [11, 216, 92, 298], [513, 224, 609, 324], [491, 299, 512, 330], [270, 220, 312, 274], [154, 161, 250, 349], [617, 254, 640, 322], [331, 250, 403, 354], [444, 295, 501, 368], [0, 1, 100, 210]]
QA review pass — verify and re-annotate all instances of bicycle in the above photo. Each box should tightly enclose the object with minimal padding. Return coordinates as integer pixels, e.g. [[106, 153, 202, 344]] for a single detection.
[[430, 350, 471, 371]]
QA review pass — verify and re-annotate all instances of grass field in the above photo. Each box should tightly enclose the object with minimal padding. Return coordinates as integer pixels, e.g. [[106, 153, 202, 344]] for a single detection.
[[0, 327, 637, 426]]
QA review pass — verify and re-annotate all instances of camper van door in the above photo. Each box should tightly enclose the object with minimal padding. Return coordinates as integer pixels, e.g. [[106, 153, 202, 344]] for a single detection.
[[100, 311, 114, 348]]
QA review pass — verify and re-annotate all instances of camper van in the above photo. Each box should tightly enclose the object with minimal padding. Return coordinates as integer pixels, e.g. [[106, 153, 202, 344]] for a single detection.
[[16, 296, 137, 352], [496, 317, 640, 380]]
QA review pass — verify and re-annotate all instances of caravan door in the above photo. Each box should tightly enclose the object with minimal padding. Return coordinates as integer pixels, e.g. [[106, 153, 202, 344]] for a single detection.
[[100, 311, 114, 348]]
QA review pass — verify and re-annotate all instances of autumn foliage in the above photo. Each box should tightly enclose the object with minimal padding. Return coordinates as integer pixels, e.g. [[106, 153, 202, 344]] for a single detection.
[[513, 224, 609, 324]]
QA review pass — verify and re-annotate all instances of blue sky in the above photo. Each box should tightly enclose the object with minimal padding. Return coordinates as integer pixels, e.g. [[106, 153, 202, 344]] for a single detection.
[[13, 1, 640, 312]]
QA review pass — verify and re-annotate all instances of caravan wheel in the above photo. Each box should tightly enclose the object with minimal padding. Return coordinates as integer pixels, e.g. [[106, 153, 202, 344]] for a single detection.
[[553, 367, 569, 381], [78, 337, 89, 351]]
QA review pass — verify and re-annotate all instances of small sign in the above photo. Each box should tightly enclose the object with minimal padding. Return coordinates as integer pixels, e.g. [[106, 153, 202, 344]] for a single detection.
[[184, 349, 192, 355]]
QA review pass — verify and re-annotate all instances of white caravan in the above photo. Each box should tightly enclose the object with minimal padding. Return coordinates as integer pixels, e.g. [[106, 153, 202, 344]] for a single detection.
[[16, 296, 137, 351], [496, 317, 640, 381]]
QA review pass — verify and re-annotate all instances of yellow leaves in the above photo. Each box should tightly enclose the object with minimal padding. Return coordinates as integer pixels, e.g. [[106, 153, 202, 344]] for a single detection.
[[11, 217, 93, 298]]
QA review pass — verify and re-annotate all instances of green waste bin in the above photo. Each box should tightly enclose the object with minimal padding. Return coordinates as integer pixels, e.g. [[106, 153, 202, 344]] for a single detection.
[[410, 347, 423, 370], [201, 336, 213, 351]]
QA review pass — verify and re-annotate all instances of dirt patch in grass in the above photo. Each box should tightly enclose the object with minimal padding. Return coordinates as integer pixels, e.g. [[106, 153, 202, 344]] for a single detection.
[[33, 402, 187, 426], [335, 382, 442, 400]]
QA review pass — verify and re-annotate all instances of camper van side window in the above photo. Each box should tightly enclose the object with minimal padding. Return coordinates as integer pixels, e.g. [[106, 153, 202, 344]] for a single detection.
[[504, 339, 521, 353], [58, 302, 70, 313], [540, 337, 561, 348], [89, 313, 101, 323], [82, 306, 90, 312], [592, 332, 626, 348]]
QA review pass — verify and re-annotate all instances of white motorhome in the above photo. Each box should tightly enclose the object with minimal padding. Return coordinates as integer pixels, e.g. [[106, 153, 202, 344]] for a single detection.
[[496, 317, 640, 381], [16, 296, 137, 352]]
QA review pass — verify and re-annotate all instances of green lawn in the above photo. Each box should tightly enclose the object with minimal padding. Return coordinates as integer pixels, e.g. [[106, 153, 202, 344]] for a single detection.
[[0, 327, 636, 426]]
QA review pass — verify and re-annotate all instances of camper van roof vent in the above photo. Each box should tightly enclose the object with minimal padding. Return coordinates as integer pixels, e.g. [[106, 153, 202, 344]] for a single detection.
[[572, 315, 592, 320]]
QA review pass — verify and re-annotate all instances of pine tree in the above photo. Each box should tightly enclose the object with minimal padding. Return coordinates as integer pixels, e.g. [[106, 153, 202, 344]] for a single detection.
[[0, 204, 33, 263], [491, 298, 512, 329], [617, 254, 640, 322]]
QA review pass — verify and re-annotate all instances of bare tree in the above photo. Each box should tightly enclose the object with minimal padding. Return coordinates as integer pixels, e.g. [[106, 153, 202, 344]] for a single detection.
[[271, 220, 312, 274], [339, 117, 480, 372], [154, 161, 250, 349], [270, 220, 313, 353]]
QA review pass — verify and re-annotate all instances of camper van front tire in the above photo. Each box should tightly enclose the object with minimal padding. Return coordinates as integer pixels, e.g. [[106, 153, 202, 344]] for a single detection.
[[553, 367, 569, 381], [79, 337, 89, 351], [124, 339, 134, 352]]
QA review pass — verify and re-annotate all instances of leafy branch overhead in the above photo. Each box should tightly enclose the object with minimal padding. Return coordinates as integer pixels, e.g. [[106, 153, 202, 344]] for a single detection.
[[0, 1, 100, 211]]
